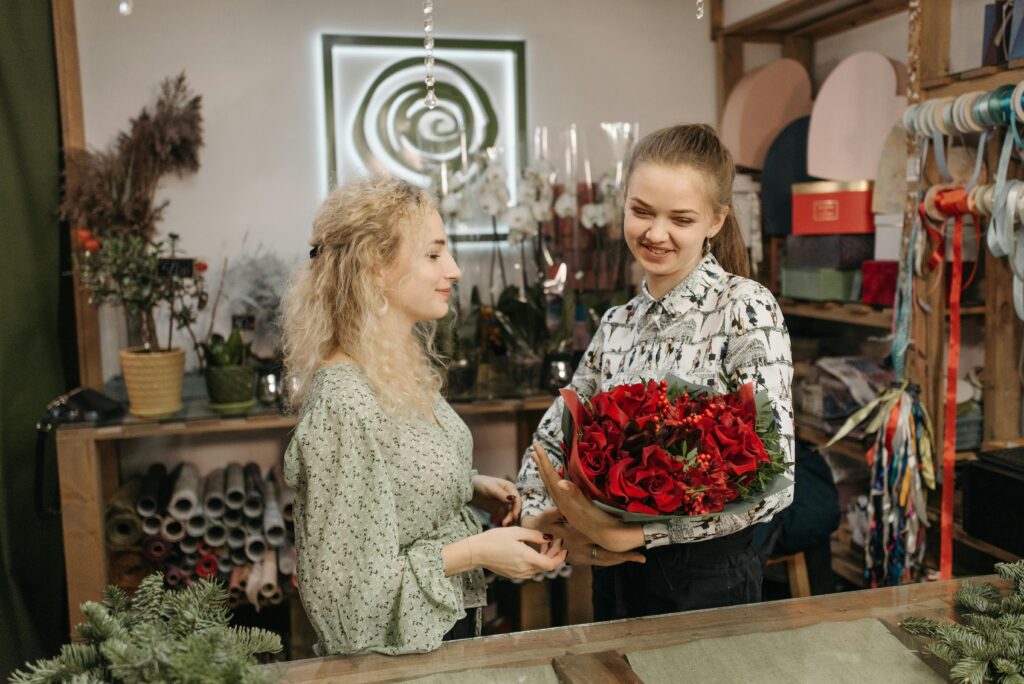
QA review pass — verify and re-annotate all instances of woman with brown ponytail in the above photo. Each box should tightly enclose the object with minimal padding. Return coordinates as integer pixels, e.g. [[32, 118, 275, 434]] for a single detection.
[[517, 124, 795, 619]]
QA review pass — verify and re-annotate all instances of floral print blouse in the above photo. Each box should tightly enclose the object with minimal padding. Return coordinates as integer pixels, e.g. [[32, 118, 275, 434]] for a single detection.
[[517, 254, 795, 547], [283, 363, 485, 656]]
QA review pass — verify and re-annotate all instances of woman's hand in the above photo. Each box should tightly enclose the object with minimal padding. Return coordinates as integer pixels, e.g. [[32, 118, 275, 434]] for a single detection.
[[531, 444, 645, 553], [531, 508, 647, 567], [471, 474, 521, 527], [468, 527, 567, 580]]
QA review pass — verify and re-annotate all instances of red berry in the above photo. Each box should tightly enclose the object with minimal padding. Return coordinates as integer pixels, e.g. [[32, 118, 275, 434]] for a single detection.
[[84, 238, 101, 252], [195, 261, 208, 273], [76, 228, 92, 245]]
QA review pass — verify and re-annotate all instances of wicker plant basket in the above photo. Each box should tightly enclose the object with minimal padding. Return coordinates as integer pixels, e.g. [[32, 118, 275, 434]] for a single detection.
[[205, 365, 257, 410], [119, 347, 186, 418]]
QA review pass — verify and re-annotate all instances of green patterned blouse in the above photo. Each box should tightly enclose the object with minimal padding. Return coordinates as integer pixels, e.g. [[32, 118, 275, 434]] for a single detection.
[[283, 363, 485, 656]]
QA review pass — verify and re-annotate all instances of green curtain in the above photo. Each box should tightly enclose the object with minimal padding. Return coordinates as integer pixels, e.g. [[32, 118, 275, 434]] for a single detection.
[[0, 1, 70, 678]]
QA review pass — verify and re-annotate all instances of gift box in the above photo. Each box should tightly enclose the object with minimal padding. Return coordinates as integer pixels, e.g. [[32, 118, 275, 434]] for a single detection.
[[786, 234, 874, 269], [873, 213, 902, 260], [861, 260, 899, 307], [781, 266, 860, 302], [792, 180, 875, 235]]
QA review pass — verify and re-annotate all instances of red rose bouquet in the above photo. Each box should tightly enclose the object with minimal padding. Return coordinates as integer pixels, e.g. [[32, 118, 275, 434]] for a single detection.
[[560, 373, 789, 521]]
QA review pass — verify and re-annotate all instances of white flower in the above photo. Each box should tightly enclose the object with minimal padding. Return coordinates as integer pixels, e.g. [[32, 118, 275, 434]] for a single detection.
[[529, 158, 556, 180], [517, 183, 537, 204], [581, 203, 607, 229], [508, 223, 538, 246], [554, 192, 577, 219], [479, 193, 504, 217], [531, 200, 552, 222], [507, 206, 533, 231], [440, 193, 463, 215], [484, 165, 506, 185], [599, 173, 620, 198]]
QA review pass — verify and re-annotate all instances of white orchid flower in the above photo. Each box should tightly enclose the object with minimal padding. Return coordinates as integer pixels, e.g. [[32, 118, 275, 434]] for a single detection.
[[554, 192, 577, 219]]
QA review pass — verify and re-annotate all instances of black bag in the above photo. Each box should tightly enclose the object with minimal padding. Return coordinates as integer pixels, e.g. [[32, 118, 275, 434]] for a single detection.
[[35, 388, 124, 516]]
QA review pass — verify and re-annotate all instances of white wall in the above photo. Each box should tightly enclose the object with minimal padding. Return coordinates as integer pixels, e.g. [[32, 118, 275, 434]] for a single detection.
[[75, 0, 718, 378]]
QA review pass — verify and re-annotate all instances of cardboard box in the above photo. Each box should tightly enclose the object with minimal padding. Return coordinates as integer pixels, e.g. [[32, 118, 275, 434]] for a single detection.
[[793, 180, 875, 235]]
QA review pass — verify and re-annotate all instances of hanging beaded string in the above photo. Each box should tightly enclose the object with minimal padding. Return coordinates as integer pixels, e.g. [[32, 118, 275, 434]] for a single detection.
[[424, 0, 437, 110], [696, 0, 704, 19]]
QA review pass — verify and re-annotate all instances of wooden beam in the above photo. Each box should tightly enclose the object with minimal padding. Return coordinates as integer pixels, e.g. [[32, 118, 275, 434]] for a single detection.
[[782, 35, 814, 84], [719, 0, 824, 37], [52, 0, 104, 390], [715, 35, 744, 124], [789, 0, 908, 40], [983, 250, 1022, 442], [552, 652, 642, 684], [918, 0, 951, 84]]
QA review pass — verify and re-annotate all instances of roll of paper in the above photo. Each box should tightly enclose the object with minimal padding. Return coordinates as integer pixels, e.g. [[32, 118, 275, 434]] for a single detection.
[[279, 482, 295, 523], [105, 478, 143, 549], [142, 515, 162, 536], [179, 535, 200, 554], [246, 559, 262, 609], [217, 548, 232, 574], [160, 515, 185, 543], [243, 463, 264, 518], [136, 463, 168, 517], [227, 526, 246, 550], [186, 503, 207, 538], [277, 541, 295, 575], [203, 467, 226, 519], [142, 534, 170, 562], [230, 546, 248, 566], [259, 549, 278, 598], [225, 462, 245, 511], [204, 519, 227, 548], [222, 507, 243, 529], [165, 565, 187, 588], [244, 516, 262, 534], [196, 552, 219, 578], [169, 463, 200, 521], [245, 533, 266, 563], [262, 476, 286, 547], [268, 588, 284, 605]]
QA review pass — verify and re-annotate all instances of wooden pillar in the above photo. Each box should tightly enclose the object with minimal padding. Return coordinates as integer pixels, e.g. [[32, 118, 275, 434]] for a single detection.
[[918, 0, 951, 85], [712, 0, 744, 123], [52, 0, 104, 390], [983, 251, 1023, 442]]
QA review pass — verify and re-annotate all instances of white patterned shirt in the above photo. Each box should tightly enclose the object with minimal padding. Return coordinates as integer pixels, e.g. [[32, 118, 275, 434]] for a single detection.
[[517, 254, 795, 547]]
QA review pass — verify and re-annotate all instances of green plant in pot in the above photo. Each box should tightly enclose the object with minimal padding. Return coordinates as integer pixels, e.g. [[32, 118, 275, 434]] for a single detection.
[[200, 328, 257, 414]]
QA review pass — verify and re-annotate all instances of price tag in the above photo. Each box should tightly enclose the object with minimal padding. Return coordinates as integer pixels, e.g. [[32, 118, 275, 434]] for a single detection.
[[156, 258, 196, 279]]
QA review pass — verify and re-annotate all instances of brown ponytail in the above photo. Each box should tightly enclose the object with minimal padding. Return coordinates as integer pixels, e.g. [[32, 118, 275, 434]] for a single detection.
[[624, 124, 750, 278]]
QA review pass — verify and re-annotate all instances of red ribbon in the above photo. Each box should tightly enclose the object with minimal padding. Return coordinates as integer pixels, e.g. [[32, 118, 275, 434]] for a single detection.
[[920, 187, 967, 580]]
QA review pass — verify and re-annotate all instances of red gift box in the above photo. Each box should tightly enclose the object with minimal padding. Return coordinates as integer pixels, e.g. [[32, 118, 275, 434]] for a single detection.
[[861, 260, 899, 306], [792, 180, 875, 235]]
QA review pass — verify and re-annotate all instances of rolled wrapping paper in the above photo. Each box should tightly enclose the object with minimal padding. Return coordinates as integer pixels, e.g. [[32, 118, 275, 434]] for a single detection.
[[165, 565, 186, 587], [279, 483, 295, 523], [160, 515, 185, 543], [229, 564, 248, 598], [227, 526, 247, 550], [277, 541, 295, 575], [180, 535, 199, 554], [136, 463, 167, 517], [245, 559, 263, 609], [105, 478, 143, 549], [142, 515, 162, 536], [217, 550, 233, 574], [225, 462, 245, 510], [142, 535, 170, 562], [230, 546, 248, 566], [169, 463, 200, 521], [262, 476, 287, 547], [203, 468, 226, 519], [291, 572, 298, 590], [244, 516, 262, 534], [204, 519, 227, 548], [108, 550, 149, 591], [245, 533, 266, 563], [196, 552, 219, 578], [186, 503, 207, 538], [268, 588, 284, 606], [222, 507, 243, 529], [259, 549, 278, 598], [243, 463, 264, 517]]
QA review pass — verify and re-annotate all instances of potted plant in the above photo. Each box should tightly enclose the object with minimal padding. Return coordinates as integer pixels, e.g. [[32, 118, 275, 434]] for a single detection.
[[59, 73, 205, 417], [200, 328, 257, 414]]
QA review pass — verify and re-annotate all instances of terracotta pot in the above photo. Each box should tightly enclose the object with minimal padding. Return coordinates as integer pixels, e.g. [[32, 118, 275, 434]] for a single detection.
[[119, 347, 185, 418]]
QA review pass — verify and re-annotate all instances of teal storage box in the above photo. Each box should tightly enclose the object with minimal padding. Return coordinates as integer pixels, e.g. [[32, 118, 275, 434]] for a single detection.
[[781, 267, 861, 302]]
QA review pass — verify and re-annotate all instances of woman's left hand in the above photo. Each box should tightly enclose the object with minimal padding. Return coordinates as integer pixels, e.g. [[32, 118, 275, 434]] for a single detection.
[[471, 475, 521, 527], [531, 444, 645, 552]]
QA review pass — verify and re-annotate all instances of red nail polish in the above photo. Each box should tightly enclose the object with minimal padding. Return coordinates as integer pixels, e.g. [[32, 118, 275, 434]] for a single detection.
[[506, 495, 516, 501]]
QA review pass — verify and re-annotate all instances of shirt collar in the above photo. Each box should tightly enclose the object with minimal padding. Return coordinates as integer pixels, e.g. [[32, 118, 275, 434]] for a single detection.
[[637, 254, 724, 320]]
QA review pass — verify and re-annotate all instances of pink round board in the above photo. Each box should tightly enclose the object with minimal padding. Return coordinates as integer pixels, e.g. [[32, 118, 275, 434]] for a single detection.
[[808, 51, 907, 181], [719, 58, 812, 171]]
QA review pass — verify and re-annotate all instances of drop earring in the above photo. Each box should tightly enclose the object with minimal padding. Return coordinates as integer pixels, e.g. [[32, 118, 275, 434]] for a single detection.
[[703, 236, 711, 256]]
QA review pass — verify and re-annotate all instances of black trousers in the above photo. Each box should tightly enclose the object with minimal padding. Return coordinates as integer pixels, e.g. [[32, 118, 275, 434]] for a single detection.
[[592, 528, 761, 621], [443, 608, 479, 641]]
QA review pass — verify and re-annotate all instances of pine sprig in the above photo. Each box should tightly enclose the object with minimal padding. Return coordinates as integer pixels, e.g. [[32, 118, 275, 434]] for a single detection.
[[901, 560, 1024, 683], [10, 572, 282, 684]]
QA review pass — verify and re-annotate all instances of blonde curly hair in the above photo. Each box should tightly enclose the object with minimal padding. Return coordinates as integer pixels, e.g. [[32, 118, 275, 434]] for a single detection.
[[281, 175, 445, 417]]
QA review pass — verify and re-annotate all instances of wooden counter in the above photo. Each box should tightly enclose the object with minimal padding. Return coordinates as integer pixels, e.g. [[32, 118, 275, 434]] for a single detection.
[[274, 576, 994, 683]]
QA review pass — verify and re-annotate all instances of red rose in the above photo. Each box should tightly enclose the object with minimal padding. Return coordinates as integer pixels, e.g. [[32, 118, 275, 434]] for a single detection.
[[606, 458, 647, 502]]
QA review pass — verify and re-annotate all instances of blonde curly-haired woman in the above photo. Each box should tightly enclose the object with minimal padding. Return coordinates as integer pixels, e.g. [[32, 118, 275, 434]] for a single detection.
[[281, 175, 566, 656]]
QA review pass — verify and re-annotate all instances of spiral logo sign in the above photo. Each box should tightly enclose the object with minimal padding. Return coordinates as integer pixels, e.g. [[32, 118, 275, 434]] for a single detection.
[[352, 57, 498, 186], [322, 35, 525, 196]]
